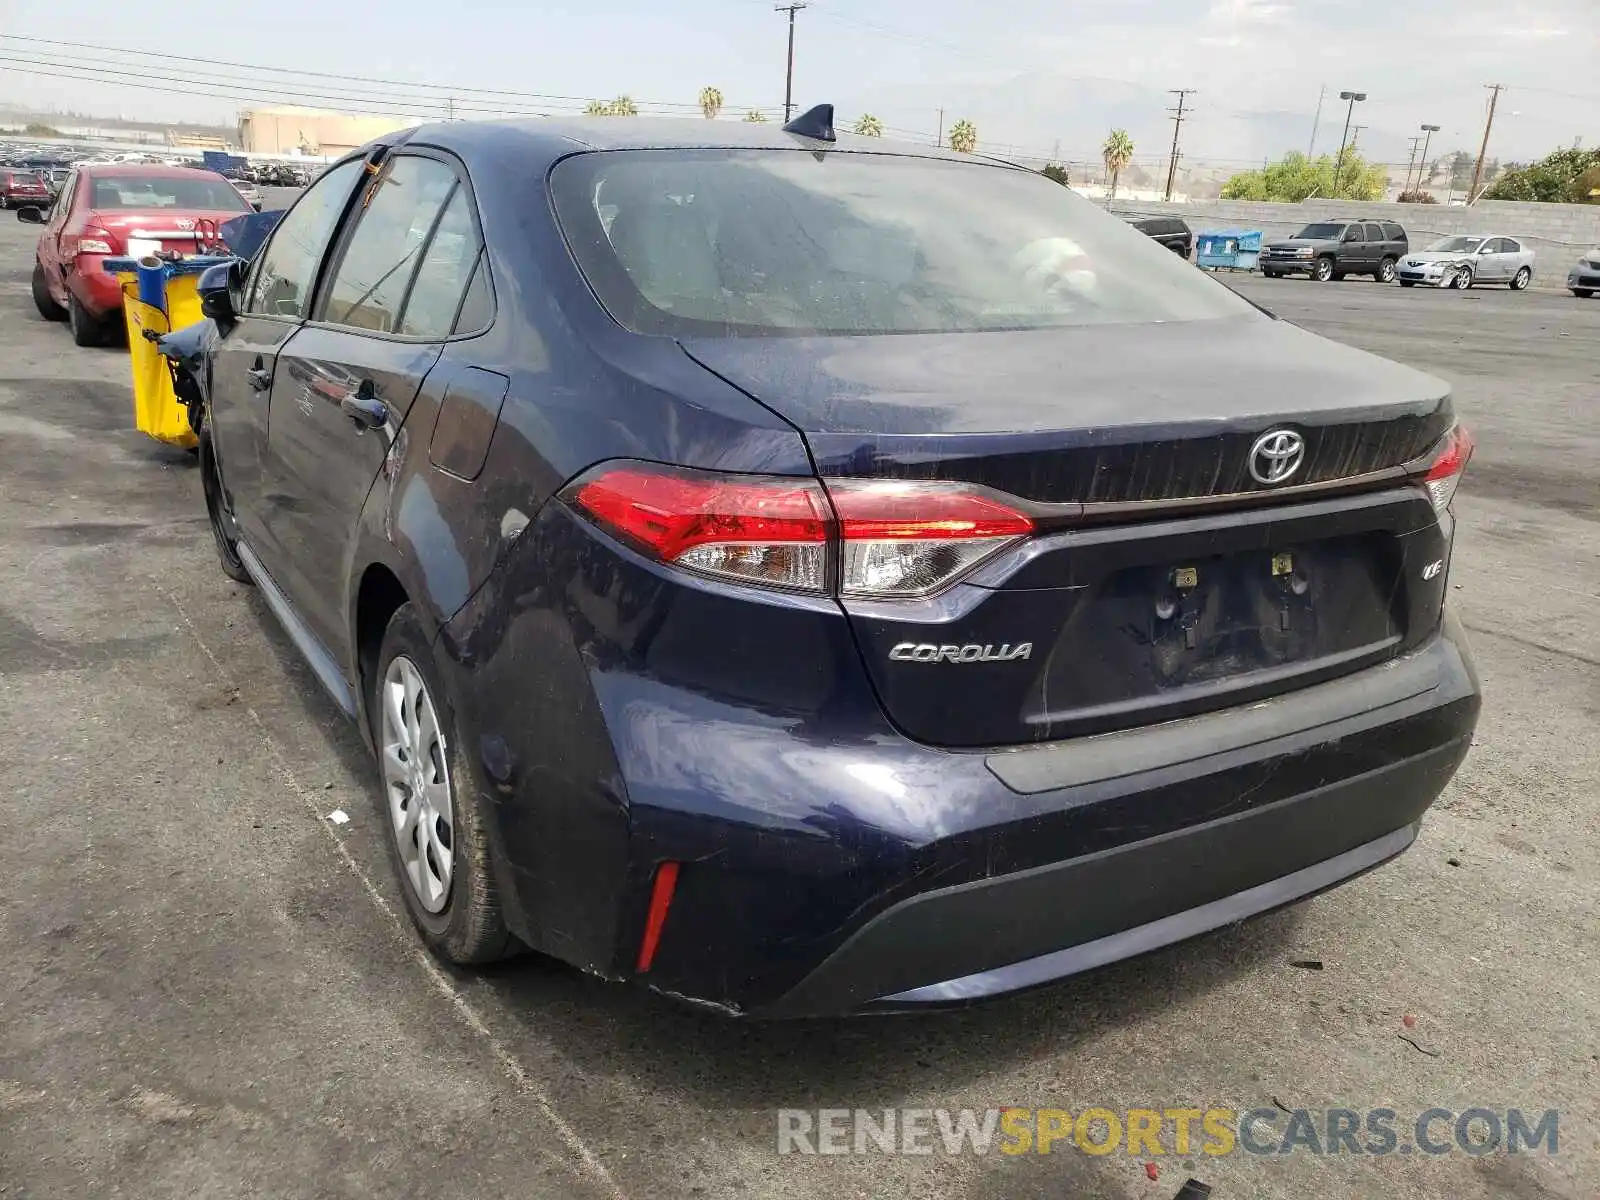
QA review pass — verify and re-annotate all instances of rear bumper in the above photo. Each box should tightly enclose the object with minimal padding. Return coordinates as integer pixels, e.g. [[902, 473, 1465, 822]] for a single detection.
[[629, 616, 1476, 1016]]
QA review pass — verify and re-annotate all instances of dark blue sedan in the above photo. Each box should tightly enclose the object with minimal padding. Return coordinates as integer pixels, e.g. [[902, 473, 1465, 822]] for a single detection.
[[193, 109, 1480, 1016]]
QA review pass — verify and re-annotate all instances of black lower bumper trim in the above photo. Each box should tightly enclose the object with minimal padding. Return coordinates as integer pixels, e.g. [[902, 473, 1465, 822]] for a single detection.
[[876, 823, 1415, 1005]]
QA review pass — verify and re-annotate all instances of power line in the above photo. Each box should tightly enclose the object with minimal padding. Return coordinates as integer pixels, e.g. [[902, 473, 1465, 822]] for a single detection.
[[0, 33, 714, 109], [1163, 88, 1194, 201]]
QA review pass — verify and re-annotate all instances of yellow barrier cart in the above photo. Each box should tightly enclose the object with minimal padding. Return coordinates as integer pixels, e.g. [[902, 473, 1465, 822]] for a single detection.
[[107, 256, 228, 449]]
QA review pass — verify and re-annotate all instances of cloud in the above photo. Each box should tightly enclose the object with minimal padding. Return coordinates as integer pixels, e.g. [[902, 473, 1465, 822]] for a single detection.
[[1496, 26, 1567, 38]]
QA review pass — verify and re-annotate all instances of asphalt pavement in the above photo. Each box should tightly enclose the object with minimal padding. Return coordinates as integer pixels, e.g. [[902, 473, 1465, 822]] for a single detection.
[[1, 227, 1596, 1199]]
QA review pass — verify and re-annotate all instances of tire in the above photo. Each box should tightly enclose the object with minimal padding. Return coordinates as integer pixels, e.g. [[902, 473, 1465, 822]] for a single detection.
[[1263, 269, 1283, 279], [1510, 267, 1531, 291], [67, 291, 104, 347], [1312, 257, 1335, 282], [1399, 280, 1416, 288], [1377, 257, 1397, 284], [1450, 266, 1473, 290], [372, 604, 511, 965], [198, 431, 252, 585], [1574, 289, 1594, 299], [31, 261, 65, 321]]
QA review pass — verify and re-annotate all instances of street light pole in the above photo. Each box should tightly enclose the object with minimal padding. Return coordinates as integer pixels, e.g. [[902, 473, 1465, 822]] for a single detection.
[[1333, 90, 1366, 196], [1416, 123, 1440, 193], [775, 3, 808, 123]]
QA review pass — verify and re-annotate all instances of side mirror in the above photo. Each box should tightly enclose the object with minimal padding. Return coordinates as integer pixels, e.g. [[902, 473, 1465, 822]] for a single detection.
[[198, 262, 237, 326], [15, 205, 44, 225]]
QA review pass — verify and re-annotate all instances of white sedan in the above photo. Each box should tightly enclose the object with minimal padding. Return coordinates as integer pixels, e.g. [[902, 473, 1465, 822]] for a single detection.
[[1395, 235, 1535, 290]]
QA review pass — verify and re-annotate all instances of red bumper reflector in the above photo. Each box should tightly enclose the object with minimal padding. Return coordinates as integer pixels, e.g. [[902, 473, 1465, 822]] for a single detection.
[[635, 861, 681, 973]]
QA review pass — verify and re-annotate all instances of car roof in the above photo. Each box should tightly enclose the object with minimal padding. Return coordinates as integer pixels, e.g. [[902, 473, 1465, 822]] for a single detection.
[[76, 162, 225, 179], [402, 116, 1007, 169]]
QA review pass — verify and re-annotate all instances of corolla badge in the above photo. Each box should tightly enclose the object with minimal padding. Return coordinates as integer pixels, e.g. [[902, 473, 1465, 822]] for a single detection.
[[176, 217, 196, 231], [1249, 428, 1306, 485], [889, 643, 1032, 664]]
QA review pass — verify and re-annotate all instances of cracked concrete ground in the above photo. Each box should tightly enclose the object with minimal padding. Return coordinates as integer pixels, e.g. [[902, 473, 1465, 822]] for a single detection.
[[0, 219, 1595, 1199]]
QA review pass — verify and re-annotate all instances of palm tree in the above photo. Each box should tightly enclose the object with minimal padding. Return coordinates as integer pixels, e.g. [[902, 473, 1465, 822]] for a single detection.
[[607, 95, 639, 117], [584, 100, 608, 116], [699, 87, 723, 120], [1102, 129, 1134, 200], [853, 114, 884, 137], [743, 109, 769, 123], [948, 119, 977, 153]]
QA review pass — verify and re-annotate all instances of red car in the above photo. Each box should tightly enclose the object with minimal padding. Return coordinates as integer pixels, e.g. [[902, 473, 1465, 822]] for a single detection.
[[0, 167, 51, 209], [21, 164, 252, 345]]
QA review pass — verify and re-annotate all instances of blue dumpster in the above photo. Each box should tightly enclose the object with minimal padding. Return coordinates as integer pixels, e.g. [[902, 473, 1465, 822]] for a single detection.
[[1196, 229, 1262, 272]]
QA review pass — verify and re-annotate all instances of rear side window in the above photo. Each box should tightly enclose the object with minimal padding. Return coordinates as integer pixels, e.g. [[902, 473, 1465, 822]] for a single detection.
[[246, 160, 363, 319], [398, 186, 489, 337], [319, 156, 458, 333], [1363, 223, 1385, 242], [551, 149, 1255, 336], [451, 254, 494, 334], [1382, 223, 1406, 241]]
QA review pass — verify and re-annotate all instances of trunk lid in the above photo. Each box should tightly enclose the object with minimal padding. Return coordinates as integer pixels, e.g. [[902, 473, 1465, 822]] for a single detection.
[[86, 208, 248, 256], [682, 317, 1455, 747]]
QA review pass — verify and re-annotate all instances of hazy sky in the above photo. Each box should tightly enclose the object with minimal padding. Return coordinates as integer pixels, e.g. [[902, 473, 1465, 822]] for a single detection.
[[2, 0, 1596, 165]]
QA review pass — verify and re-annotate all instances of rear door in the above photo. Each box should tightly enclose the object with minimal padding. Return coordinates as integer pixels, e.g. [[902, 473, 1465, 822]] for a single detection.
[[36, 169, 77, 298], [1363, 223, 1388, 268], [264, 151, 482, 658], [208, 159, 366, 569]]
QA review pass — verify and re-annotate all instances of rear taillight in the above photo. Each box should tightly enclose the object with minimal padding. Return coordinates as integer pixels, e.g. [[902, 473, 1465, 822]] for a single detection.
[[566, 464, 1034, 599], [828, 479, 1033, 598], [1418, 425, 1474, 514], [571, 464, 830, 592], [76, 238, 115, 255]]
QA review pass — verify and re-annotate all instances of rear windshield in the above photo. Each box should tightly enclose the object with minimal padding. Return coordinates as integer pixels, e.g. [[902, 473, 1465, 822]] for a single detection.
[[1294, 223, 1346, 239], [86, 173, 250, 211], [551, 150, 1255, 336]]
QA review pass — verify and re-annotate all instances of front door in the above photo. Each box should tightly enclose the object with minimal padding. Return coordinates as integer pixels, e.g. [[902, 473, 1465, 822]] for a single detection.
[[208, 159, 366, 574], [264, 153, 482, 661]]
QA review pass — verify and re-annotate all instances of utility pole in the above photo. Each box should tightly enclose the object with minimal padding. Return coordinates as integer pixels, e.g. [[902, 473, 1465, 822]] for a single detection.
[[1416, 123, 1440, 192], [1163, 88, 1195, 202], [774, 2, 807, 123], [936, 107, 944, 148], [1332, 90, 1366, 195], [1308, 84, 1325, 157], [1467, 84, 1504, 204], [445, 96, 456, 121], [1403, 137, 1423, 192]]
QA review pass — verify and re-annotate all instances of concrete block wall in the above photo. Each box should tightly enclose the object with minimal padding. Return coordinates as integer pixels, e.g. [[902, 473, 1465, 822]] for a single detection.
[[1105, 198, 1600, 290]]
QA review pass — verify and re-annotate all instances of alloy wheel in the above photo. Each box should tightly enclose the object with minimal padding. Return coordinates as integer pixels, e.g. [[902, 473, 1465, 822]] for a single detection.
[[1314, 258, 1333, 282], [1378, 259, 1396, 283], [1512, 267, 1531, 291], [379, 656, 455, 914]]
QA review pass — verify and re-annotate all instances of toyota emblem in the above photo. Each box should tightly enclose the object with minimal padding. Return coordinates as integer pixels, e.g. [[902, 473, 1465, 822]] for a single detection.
[[1248, 428, 1306, 485]]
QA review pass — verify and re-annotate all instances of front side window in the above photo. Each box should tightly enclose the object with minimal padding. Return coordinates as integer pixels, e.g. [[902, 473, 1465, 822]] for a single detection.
[[1427, 236, 1483, 254], [551, 150, 1256, 337], [319, 156, 460, 333], [1342, 226, 1366, 242], [246, 160, 363, 320]]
